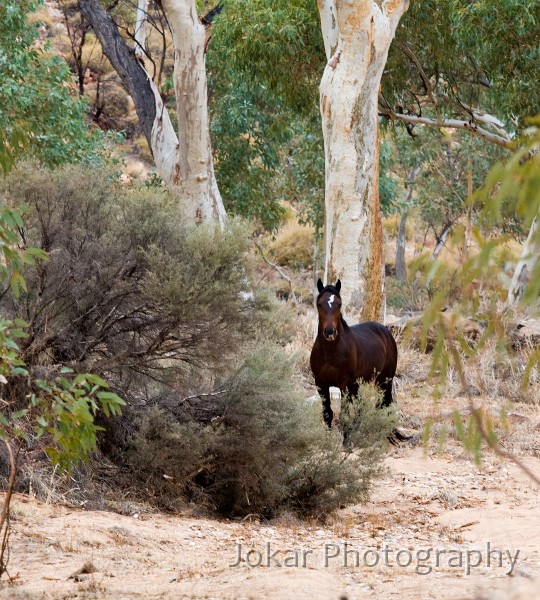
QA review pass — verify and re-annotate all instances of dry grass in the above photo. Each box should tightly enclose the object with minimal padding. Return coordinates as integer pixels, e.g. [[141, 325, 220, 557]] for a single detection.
[[269, 223, 315, 270], [383, 213, 414, 241], [394, 336, 540, 460]]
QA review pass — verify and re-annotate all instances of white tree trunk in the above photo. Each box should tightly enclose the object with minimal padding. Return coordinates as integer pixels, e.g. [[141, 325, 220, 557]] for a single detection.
[[79, 0, 226, 228], [161, 0, 226, 227], [134, 0, 150, 59], [506, 215, 539, 307], [395, 208, 408, 281], [432, 223, 451, 260], [318, 0, 409, 321]]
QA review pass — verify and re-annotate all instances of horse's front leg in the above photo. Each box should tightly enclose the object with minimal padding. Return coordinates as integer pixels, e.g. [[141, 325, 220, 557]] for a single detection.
[[344, 381, 359, 403], [317, 384, 333, 428]]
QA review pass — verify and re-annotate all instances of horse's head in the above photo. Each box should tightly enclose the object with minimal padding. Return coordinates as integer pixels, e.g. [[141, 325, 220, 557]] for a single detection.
[[316, 278, 342, 341]]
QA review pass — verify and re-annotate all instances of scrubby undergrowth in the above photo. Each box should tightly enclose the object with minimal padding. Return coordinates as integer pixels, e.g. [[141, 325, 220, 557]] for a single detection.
[[0, 163, 394, 519], [114, 345, 394, 518]]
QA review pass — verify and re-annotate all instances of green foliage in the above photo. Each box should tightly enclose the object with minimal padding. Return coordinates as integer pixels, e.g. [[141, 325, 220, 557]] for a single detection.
[[0, 325, 125, 472], [282, 119, 326, 230], [208, 0, 325, 230], [0, 320, 28, 386], [0, 204, 47, 297], [448, 1, 540, 122], [450, 407, 502, 466], [379, 139, 400, 216], [25, 372, 124, 470], [0, 198, 124, 473], [0, 129, 26, 176], [209, 79, 289, 229], [210, 0, 323, 113], [387, 126, 506, 246], [0, 0, 104, 166], [385, 1, 540, 130], [417, 120, 540, 462]]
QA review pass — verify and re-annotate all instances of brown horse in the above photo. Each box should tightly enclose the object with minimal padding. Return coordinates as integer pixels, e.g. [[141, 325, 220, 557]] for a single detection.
[[310, 279, 399, 429]]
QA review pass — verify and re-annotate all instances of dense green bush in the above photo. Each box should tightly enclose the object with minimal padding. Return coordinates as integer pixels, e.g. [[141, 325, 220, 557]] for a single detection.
[[0, 1, 105, 167]]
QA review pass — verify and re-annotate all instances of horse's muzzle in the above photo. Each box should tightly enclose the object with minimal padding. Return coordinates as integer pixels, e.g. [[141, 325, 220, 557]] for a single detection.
[[323, 327, 338, 341]]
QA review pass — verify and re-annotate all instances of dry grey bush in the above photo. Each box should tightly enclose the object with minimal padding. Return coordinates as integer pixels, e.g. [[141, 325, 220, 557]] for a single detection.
[[0, 163, 279, 400], [117, 344, 395, 518], [0, 164, 396, 518]]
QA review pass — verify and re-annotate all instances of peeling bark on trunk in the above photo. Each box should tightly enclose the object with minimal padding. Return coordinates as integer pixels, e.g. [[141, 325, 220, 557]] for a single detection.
[[160, 0, 225, 226], [78, 0, 226, 227], [506, 215, 539, 307], [318, 0, 409, 321]]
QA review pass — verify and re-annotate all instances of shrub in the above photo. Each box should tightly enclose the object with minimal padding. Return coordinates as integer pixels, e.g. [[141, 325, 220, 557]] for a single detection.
[[0, 177, 124, 577], [1, 163, 392, 519], [0, 163, 271, 390], [120, 344, 392, 518], [339, 382, 398, 452], [386, 277, 427, 313]]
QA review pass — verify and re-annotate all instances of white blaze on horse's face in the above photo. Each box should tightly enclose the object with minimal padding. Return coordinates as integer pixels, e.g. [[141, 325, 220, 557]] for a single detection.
[[319, 292, 339, 341]]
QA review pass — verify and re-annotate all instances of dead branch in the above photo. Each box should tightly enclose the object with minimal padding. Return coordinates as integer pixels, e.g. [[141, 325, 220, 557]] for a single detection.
[[0, 441, 19, 579], [253, 242, 298, 304]]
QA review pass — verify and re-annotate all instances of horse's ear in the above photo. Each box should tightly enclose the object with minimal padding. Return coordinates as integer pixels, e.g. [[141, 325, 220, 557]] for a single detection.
[[335, 279, 341, 293], [317, 278, 324, 294]]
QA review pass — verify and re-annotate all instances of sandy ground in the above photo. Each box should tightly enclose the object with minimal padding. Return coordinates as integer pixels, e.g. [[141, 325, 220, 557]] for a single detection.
[[1, 441, 539, 600]]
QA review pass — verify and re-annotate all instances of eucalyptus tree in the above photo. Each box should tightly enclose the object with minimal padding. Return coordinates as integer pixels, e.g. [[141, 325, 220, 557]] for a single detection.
[[69, 0, 539, 314], [382, 1, 540, 145], [0, 0, 102, 167], [78, 0, 226, 226], [317, 0, 409, 320]]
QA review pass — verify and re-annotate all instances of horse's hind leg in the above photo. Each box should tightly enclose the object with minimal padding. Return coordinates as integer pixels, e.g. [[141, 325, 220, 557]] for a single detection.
[[379, 377, 394, 408], [379, 377, 411, 444]]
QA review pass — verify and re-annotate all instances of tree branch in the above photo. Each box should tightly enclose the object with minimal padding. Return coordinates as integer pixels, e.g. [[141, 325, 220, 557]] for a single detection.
[[78, 0, 179, 185], [449, 345, 540, 488], [379, 107, 515, 150], [0, 442, 18, 579], [395, 40, 436, 105], [254, 242, 297, 304], [78, 0, 156, 143], [382, 0, 410, 31]]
